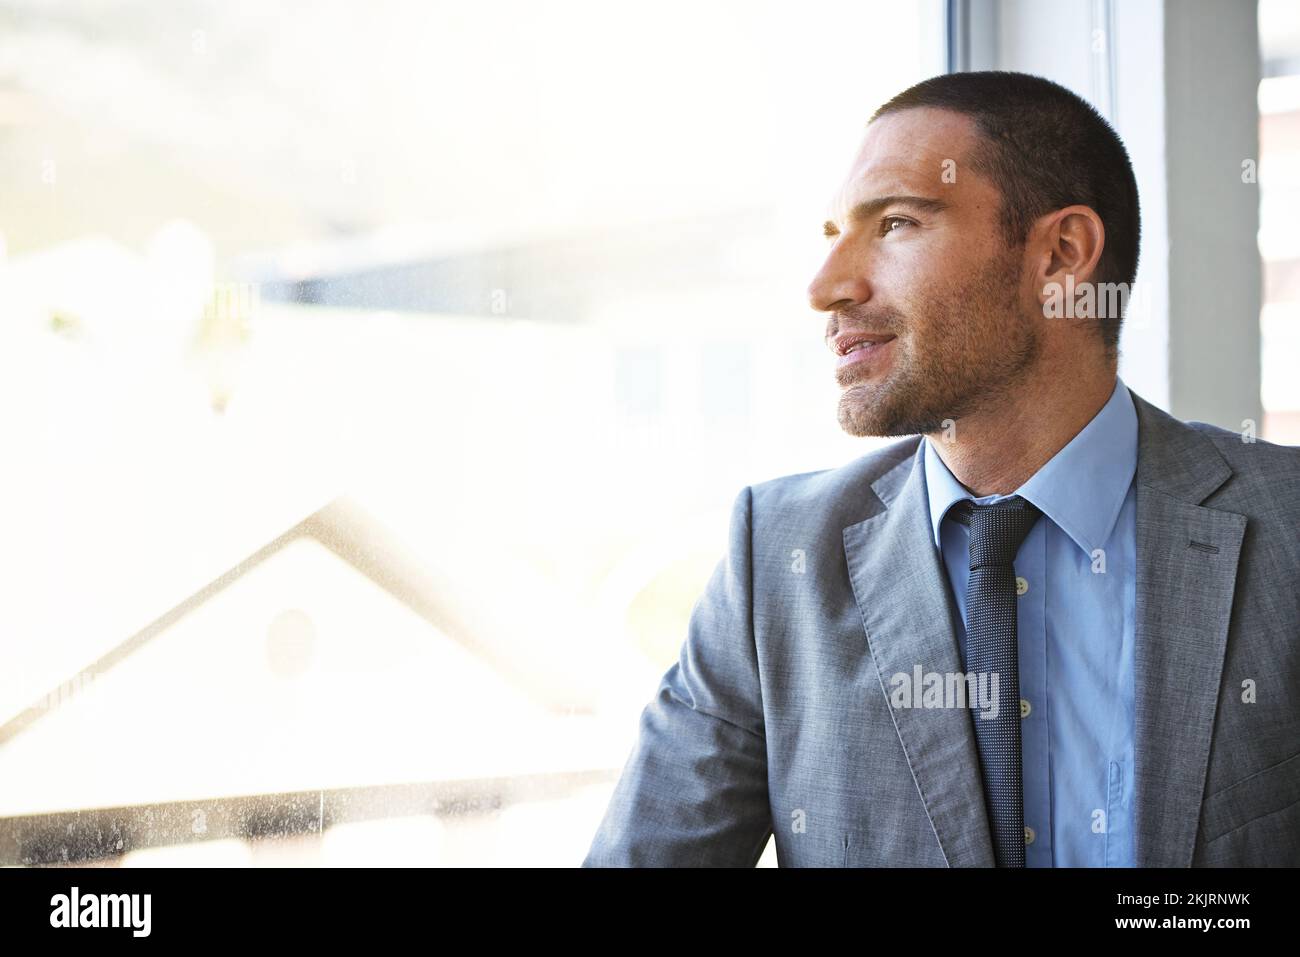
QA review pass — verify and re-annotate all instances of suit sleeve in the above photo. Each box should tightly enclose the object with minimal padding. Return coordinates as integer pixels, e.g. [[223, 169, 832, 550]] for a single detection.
[[582, 485, 772, 867]]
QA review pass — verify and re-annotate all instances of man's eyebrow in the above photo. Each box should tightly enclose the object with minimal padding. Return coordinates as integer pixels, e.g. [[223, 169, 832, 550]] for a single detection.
[[822, 195, 951, 233]]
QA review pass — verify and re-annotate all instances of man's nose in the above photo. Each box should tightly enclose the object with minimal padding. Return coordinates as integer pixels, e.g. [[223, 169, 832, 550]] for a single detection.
[[806, 244, 871, 314]]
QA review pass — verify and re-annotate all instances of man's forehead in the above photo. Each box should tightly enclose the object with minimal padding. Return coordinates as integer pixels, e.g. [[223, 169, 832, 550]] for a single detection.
[[857, 106, 976, 160], [827, 109, 976, 218], [830, 167, 929, 214]]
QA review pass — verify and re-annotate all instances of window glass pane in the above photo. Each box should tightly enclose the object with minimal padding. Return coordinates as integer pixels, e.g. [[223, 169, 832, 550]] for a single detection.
[[0, 0, 946, 865], [1259, 0, 1300, 443]]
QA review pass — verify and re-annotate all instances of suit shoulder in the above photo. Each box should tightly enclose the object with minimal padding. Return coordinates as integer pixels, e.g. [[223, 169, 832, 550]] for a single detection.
[[747, 436, 920, 513], [1187, 418, 1297, 454], [1187, 420, 1300, 483]]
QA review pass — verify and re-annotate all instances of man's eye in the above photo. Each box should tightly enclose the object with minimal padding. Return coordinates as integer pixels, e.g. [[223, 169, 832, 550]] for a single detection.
[[879, 216, 914, 236]]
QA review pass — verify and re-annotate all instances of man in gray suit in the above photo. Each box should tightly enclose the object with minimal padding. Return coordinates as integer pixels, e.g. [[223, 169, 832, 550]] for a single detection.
[[583, 71, 1300, 867]]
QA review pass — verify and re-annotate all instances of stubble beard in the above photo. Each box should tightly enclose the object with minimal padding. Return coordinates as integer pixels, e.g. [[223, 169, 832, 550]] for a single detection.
[[835, 246, 1041, 438]]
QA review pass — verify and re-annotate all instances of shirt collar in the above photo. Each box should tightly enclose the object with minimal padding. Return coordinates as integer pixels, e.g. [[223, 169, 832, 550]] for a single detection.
[[922, 375, 1138, 557]]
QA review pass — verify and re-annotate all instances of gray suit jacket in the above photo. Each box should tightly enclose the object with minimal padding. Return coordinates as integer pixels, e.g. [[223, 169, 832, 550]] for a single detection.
[[583, 387, 1300, 866]]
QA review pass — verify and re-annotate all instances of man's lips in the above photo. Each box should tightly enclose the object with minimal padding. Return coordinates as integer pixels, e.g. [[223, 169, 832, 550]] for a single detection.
[[831, 332, 896, 356], [832, 332, 897, 369]]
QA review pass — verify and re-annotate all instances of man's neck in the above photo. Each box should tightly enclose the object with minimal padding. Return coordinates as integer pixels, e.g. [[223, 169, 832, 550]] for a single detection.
[[926, 368, 1118, 497]]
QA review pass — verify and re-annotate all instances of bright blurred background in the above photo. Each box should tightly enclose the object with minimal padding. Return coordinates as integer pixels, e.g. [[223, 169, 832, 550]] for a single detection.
[[0, 0, 944, 866], [1258, 0, 1300, 441]]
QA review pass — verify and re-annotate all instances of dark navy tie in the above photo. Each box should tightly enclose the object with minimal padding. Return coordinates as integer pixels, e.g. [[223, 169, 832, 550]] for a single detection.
[[949, 496, 1042, 867]]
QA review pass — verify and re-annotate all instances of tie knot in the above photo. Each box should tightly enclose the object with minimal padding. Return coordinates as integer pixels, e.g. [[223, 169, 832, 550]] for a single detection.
[[950, 495, 1042, 569]]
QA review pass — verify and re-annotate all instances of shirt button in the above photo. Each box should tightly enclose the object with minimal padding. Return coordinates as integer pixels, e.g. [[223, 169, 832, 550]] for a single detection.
[[1020, 698, 1031, 719], [1025, 826, 1035, 845], [1015, 576, 1029, 596]]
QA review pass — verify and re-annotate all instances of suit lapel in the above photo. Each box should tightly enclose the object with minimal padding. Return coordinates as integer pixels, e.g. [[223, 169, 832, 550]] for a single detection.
[[1128, 390, 1246, 866], [843, 442, 996, 867]]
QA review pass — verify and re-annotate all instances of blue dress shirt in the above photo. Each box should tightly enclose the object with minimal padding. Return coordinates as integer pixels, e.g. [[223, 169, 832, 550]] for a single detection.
[[922, 374, 1138, 867]]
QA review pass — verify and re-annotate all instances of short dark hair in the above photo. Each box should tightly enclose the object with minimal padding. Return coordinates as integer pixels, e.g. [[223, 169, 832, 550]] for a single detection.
[[870, 70, 1140, 357]]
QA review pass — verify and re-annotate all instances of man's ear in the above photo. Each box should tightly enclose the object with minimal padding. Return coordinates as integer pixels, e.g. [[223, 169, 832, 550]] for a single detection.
[[1031, 205, 1106, 318]]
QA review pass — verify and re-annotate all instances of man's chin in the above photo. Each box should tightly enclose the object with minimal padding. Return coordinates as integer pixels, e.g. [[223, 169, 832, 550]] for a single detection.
[[837, 398, 904, 437], [836, 388, 935, 438]]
